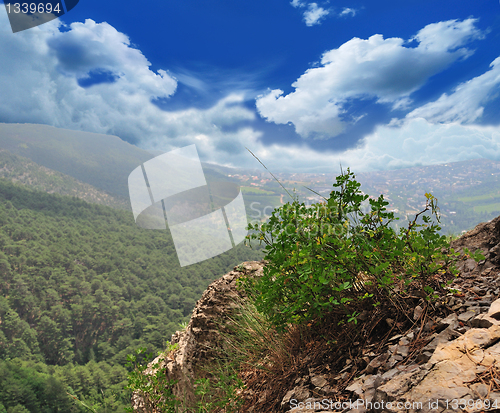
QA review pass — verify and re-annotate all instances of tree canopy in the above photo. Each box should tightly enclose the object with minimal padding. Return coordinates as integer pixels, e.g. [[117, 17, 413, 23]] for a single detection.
[[0, 179, 262, 412]]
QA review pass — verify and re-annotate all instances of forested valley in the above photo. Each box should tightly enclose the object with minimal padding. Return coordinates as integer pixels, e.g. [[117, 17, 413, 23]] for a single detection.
[[0, 179, 263, 413]]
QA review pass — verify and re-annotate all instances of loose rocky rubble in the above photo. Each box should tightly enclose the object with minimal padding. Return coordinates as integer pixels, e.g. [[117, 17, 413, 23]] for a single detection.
[[284, 300, 500, 413]]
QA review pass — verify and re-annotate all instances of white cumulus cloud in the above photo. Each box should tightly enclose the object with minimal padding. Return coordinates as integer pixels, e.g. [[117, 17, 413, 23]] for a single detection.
[[256, 19, 483, 139], [0, 15, 177, 129], [303, 3, 329, 26], [406, 57, 500, 124], [242, 118, 500, 174], [337, 118, 500, 171], [340, 7, 356, 17], [0, 12, 259, 166], [290, 0, 330, 26], [250, 54, 500, 173], [290, 0, 305, 8], [2, 10, 499, 175]]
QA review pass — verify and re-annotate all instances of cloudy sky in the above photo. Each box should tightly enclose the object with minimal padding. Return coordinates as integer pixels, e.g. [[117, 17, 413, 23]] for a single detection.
[[1, 0, 500, 172]]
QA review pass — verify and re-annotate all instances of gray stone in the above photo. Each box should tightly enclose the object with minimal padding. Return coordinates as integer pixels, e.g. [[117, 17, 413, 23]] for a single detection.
[[458, 310, 478, 322], [363, 388, 377, 404], [382, 356, 399, 371], [399, 336, 411, 346], [465, 258, 477, 271], [396, 345, 409, 357], [488, 392, 500, 403], [346, 381, 363, 397], [470, 383, 489, 399], [416, 351, 433, 364], [294, 386, 311, 402], [310, 375, 328, 388], [414, 305, 424, 321], [381, 367, 400, 382], [361, 374, 383, 391], [320, 385, 334, 394], [365, 353, 389, 374], [282, 389, 296, 406], [482, 295, 495, 303], [424, 319, 435, 332], [472, 285, 485, 294], [422, 328, 454, 352], [475, 365, 488, 374], [488, 298, 500, 320], [388, 344, 397, 354], [470, 313, 500, 328]]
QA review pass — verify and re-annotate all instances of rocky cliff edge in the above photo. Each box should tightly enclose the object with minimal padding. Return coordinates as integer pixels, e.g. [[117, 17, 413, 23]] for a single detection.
[[135, 215, 500, 413]]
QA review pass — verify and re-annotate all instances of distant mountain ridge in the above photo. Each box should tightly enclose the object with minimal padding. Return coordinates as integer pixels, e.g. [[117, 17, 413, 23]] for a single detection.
[[0, 148, 129, 209], [0, 123, 240, 205], [0, 123, 153, 199]]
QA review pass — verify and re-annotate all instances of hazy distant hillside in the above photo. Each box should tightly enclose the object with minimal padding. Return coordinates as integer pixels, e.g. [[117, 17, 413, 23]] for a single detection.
[[0, 123, 241, 204], [0, 149, 129, 209], [0, 123, 153, 199], [223, 158, 500, 236], [356, 158, 500, 235]]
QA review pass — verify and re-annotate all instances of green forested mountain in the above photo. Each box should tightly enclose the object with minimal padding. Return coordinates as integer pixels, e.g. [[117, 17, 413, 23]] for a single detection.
[[0, 179, 262, 412], [0, 149, 129, 210]]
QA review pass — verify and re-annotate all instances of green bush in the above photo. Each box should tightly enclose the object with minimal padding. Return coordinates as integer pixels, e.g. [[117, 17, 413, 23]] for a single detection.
[[125, 345, 180, 413], [244, 168, 481, 330], [125, 344, 244, 413]]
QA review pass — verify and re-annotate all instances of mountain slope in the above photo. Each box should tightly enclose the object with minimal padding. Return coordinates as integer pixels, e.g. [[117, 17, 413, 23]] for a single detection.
[[0, 123, 153, 199], [0, 148, 129, 209], [0, 123, 241, 203]]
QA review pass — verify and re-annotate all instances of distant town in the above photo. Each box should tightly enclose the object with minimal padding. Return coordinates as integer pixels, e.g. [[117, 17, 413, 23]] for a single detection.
[[227, 158, 500, 236]]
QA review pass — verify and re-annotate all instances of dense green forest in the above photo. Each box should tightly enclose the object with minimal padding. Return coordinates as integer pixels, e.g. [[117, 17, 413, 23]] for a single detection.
[[0, 179, 263, 413]]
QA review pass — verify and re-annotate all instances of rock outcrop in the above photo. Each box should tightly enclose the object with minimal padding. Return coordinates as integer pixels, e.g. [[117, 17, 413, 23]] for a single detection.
[[280, 297, 500, 412], [340, 306, 500, 413], [451, 214, 500, 272], [132, 261, 264, 412]]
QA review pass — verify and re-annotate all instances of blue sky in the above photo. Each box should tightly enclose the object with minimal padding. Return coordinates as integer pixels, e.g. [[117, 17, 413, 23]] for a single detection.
[[1, 0, 500, 172]]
